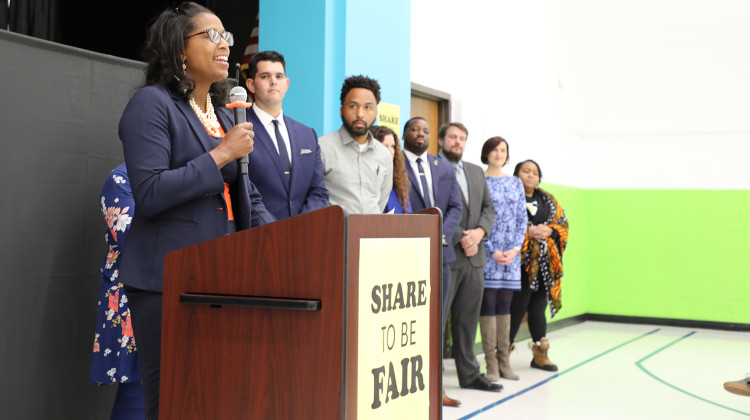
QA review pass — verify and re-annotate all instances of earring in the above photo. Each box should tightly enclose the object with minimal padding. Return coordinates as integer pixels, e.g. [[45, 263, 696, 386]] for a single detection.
[[182, 63, 186, 71]]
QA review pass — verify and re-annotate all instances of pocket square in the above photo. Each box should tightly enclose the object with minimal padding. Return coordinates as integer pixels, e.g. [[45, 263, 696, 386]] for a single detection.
[[300, 148, 313, 155]]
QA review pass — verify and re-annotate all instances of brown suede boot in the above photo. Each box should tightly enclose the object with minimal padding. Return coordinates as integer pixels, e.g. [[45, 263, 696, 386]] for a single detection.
[[479, 316, 500, 381], [495, 315, 519, 380], [529, 337, 558, 372]]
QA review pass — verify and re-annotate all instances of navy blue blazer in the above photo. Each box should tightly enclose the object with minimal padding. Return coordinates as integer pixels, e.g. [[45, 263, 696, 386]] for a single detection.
[[245, 108, 328, 220], [404, 152, 463, 263], [118, 84, 275, 292]]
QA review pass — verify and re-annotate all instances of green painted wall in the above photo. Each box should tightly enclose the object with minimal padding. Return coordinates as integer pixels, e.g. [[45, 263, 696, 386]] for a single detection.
[[536, 184, 587, 322], [542, 185, 750, 324]]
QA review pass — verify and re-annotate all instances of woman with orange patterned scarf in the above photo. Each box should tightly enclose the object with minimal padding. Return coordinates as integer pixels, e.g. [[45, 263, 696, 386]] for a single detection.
[[509, 159, 568, 372]]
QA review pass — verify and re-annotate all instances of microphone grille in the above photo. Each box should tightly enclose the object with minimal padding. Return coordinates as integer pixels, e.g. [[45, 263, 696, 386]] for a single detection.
[[229, 86, 248, 103]]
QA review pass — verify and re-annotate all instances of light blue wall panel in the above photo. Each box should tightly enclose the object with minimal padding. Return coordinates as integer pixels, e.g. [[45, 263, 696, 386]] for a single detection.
[[258, 0, 410, 136]]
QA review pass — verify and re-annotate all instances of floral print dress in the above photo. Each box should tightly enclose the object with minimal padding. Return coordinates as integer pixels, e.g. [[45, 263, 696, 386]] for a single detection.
[[90, 163, 140, 384], [483, 175, 528, 290]]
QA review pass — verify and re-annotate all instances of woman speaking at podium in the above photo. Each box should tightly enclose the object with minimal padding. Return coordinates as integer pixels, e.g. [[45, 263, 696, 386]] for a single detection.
[[117, 3, 275, 418]]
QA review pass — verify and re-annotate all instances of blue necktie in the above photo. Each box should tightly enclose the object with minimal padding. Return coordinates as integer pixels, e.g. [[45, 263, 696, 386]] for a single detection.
[[416, 157, 432, 208], [273, 119, 291, 186]]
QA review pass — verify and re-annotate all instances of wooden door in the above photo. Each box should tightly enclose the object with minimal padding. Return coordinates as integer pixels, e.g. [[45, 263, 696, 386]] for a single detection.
[[410, 95, 440, 156]]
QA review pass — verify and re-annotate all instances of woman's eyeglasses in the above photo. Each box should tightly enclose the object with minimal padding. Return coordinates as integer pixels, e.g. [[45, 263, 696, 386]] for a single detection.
[[186, 28, 234, 46]]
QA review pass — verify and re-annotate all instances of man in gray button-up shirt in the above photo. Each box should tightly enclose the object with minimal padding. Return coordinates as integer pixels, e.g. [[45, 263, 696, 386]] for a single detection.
[[319, 75, 393, 214]]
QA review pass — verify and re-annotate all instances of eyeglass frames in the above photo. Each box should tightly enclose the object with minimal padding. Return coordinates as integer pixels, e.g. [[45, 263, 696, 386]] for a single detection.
[[186, 28, 234, 47]]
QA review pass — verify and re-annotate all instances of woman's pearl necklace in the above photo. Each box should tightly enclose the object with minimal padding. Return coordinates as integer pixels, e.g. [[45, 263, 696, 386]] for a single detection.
[[189, 94, 222, 138]]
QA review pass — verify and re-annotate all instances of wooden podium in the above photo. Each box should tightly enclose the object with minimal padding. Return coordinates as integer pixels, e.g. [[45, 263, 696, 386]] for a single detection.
[[161, 206, 443, 419]]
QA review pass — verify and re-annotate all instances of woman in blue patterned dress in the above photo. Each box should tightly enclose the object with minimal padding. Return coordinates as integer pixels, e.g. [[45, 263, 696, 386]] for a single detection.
[[479, 137, 527, 382], [91, 163, 144, 419]]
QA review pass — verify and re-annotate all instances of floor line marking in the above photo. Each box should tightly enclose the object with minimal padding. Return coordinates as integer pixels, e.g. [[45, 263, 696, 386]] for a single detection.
[[457, 328, 661, 420], [635, 331, 750, 417]]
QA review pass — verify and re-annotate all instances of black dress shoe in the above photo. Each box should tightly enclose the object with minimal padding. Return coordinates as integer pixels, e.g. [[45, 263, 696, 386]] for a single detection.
[[463, 375, 503, 392]]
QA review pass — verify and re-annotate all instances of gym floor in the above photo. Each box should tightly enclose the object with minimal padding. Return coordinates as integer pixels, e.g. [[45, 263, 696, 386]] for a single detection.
[[442, 321, 750, 419]]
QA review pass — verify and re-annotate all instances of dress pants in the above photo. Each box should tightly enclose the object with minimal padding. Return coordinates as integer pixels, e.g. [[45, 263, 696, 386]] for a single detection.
[[441, 262, 452, 332], [124, 286, 162, 420], [111, 381, 146, 420], [448, 257, 485, 387]]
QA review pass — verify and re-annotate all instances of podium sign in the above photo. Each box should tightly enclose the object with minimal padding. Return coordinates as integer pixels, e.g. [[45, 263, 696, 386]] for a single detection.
[[357, 238, 431, 419]]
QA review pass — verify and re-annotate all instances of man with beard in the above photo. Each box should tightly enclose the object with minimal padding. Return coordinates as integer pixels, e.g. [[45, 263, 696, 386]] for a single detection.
[[318, 75, 393, 214], [438, 122, 500, 393], [401, 117, 465, 406]]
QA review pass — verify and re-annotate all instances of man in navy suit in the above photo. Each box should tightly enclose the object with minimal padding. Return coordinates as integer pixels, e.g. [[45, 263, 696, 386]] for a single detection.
[[402, 116, 464, 406], [244, 51, 328, 220]]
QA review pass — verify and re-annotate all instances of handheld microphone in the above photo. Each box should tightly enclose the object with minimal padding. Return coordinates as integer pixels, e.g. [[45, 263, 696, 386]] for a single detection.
[[226, 86, 253, 174]]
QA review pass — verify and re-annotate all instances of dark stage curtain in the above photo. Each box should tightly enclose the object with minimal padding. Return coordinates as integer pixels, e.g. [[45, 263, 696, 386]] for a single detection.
[[1, 1, 7, 30], [7, 0, 60, 41]]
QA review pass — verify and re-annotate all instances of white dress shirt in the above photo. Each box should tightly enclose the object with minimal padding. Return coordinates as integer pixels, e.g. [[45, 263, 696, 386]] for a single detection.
[[403, 149, 435, 206], [252, 103, 292, 165]]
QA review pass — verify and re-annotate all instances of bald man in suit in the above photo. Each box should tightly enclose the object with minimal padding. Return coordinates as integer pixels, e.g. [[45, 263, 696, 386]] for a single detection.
[[402, 117, 464, 406]]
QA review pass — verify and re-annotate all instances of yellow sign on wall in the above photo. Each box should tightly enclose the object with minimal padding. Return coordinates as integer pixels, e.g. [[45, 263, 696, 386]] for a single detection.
[[377, 102, 401, 136], [357, 237, 431, 420]]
